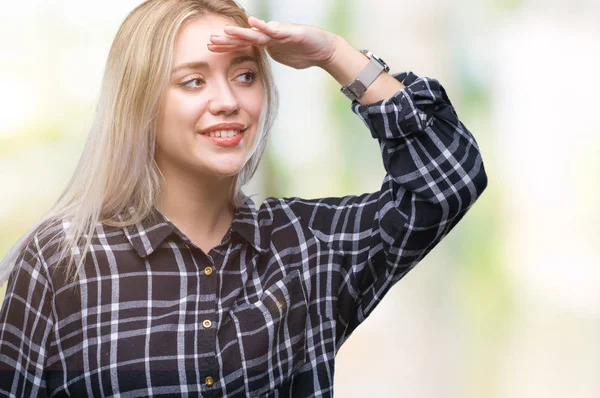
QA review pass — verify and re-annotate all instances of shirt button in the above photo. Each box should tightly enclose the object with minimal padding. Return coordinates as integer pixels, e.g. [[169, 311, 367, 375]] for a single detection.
[[205, 376, 214, 386], [202, 319, 212, 328], [204, 266, 213, 275]]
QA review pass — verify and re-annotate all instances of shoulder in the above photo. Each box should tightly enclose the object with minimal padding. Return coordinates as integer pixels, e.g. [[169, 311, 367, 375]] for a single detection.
[[3, 215, 126, 291], [30, 217, 70, 264], [265, 192, 377, 215], [12, 217, 73, 283], [1, 218, 64, 293], [261, 192, 379, 232]]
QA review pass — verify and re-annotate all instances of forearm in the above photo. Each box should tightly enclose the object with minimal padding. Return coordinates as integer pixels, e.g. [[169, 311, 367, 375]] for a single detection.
[[320, 34, 405, 105]]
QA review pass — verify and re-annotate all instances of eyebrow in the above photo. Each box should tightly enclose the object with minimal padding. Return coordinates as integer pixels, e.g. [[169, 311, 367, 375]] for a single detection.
[[172, 55, 258, 75]]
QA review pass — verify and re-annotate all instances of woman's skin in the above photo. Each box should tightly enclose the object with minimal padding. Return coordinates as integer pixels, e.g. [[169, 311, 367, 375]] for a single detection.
[[156, 14, 405, 254]]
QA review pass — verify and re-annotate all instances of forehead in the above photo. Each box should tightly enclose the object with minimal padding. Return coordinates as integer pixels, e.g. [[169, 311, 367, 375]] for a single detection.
[[173, 15, 255, 66]]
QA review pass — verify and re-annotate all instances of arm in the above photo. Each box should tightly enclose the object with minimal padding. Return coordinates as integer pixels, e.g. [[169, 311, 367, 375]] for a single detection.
[[306, 44, 488, 345], [0, 238, 55, 396]]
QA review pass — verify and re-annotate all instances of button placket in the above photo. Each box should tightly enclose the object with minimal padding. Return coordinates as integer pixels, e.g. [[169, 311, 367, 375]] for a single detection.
[[203, 255, 214, 329], [197, 250, 220, 391]]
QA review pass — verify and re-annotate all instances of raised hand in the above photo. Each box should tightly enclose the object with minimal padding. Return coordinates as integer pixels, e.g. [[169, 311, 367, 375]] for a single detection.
[[207, 16, 338, 70]]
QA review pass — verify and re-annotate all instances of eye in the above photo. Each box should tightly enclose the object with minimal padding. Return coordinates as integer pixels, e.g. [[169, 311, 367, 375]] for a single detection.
[[181, 77, 204, 89], [179, 71, 257, 90], [235, 71, 257, 84]]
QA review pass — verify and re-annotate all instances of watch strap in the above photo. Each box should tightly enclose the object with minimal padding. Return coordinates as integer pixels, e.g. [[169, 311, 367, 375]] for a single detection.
[[341, 50, 389, 101]]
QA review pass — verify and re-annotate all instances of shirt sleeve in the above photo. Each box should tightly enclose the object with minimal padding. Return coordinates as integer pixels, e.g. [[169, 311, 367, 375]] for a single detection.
[[0, 237, 55, 397], [303, 71, 488, 346]]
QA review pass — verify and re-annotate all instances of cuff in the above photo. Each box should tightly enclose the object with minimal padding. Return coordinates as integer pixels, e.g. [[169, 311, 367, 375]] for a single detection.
[[350, 71, 456, 140]]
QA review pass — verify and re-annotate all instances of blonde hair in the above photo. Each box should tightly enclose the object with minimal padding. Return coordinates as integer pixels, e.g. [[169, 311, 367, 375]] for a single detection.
[[0, 0, 279, 286]]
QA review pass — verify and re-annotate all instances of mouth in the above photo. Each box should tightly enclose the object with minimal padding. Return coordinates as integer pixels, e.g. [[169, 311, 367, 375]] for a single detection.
[[200, 127, 247, 147]]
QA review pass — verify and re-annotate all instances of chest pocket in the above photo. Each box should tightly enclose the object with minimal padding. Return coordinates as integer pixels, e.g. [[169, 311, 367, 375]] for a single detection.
[[227, 269, 308, 396]]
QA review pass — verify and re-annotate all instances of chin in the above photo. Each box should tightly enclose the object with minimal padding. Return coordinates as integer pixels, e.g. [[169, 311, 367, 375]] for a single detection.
[[195, 151, 248, 176], [206, 163, 245, 178]]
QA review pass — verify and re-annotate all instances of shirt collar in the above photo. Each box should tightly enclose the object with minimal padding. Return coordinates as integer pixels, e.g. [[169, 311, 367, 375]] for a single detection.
[[120, 193, 266, 258]]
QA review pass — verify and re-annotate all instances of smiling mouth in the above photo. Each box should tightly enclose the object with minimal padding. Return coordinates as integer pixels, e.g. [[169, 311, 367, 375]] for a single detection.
[[201, 129, 244, 138], [200, 129, 246, 147]]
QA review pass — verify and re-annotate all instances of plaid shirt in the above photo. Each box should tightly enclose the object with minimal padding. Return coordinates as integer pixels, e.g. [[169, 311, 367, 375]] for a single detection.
[[0, 71, 487, 397]]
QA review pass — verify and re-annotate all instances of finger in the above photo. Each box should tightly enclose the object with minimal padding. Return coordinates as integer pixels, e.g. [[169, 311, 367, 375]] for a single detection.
[[209, 35, 254, 46], [248, 16, 291, 40], [223, 25, 272, 45], [207, 43, 255, 52]]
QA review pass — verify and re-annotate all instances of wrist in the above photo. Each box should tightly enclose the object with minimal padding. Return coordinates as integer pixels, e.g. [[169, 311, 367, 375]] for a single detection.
[[319, 35, 370, 86], [323, 38, 406, 105]]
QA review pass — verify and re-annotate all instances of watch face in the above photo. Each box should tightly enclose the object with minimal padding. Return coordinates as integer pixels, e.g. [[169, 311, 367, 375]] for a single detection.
[[361, 49, 390, 72]]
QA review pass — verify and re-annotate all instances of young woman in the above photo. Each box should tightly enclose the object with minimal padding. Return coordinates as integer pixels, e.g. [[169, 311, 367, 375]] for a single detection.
[[0, 0, 488, 396]]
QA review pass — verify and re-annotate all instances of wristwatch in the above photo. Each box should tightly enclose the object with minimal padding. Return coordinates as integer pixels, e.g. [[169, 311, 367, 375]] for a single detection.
[[340, 49, 390, 101]]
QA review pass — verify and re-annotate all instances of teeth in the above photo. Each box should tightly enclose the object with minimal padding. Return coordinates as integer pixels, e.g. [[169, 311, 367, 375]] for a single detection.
[[204, 129, 242, 138]]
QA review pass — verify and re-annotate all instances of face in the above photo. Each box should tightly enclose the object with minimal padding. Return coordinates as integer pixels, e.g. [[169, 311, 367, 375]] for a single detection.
[[155, 14, 264, 181]]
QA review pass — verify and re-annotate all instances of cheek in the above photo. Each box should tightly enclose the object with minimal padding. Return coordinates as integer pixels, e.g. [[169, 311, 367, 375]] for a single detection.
[[156, 91, 205, 155], [161, 90, 204, 131], [240, 89, 265, 120]]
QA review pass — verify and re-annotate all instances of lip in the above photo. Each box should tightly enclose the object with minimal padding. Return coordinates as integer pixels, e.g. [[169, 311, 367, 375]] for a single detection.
[[200, 124, 247, 147], [200, 122, 247, 134]]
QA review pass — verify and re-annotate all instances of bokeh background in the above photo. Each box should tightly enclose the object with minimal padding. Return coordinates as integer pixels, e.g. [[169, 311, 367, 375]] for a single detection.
[[1, 0, 598, 396]]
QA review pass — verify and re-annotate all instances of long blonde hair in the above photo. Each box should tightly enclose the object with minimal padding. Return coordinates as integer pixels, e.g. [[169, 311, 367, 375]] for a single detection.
[[0, 0, 278, 286]]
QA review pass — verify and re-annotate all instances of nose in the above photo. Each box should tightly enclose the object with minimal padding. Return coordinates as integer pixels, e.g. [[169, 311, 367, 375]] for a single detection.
[[207, 78, 240, 115]]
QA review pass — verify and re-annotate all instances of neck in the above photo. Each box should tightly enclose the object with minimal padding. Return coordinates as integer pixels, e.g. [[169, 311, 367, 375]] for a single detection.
[[155, 167, 236, 246]]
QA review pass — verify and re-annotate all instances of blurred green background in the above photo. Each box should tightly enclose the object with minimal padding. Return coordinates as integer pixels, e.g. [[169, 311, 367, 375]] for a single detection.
[[1, 1, 598, 397]]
